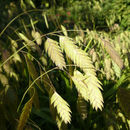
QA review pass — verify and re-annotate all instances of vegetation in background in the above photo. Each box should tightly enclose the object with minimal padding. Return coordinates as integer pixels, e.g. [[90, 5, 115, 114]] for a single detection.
[[0, 0, 130, 130]]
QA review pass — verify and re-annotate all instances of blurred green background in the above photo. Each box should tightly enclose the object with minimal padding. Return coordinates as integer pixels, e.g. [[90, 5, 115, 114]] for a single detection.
[[0, 0, 130, 130]]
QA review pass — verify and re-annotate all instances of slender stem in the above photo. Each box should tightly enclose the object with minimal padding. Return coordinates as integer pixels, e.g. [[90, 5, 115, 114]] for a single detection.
[[21, 50, 54, 87], [21, 50, 45, 70], [17, 67, 58, 112], [84, 38, 92, 52], [0, 9, 44, 37], [0, 45, 27, 68]]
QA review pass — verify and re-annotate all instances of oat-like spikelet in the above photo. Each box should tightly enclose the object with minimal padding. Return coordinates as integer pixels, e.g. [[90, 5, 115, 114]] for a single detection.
[[102, 39, 124, 69], [59, 36, 103, 110], [72, 70, 103, 111], [17, 93, 34, 130], [51, 91, 71, 124], [77, 93, 88, 120], [59, 36, 94, 72], [44, 38, 66, 69], [72, 70, 89, 101]]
